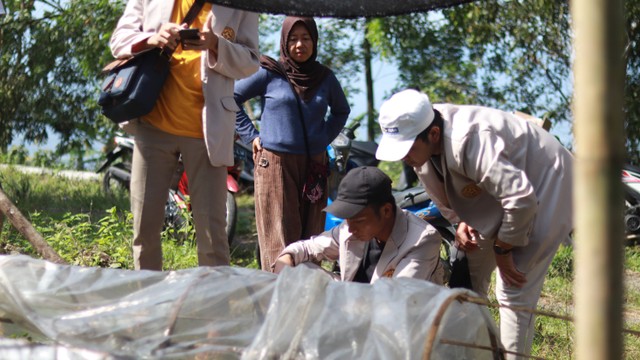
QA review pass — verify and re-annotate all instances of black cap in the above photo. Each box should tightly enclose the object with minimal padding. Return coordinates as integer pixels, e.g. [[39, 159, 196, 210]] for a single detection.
[[323, 166, 393, 219]]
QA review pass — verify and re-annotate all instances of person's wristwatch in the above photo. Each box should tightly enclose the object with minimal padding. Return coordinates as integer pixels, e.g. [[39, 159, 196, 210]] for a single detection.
[[493, 244, 513, 255]]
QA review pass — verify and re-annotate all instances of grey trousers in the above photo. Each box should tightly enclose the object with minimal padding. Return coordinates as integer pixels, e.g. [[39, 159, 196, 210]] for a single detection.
[[130, 122, 229, 270], [466, 235, 564, 360]]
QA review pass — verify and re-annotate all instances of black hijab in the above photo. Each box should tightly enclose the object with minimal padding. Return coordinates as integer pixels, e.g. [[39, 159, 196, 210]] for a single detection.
[[260, 16, 329, 102]]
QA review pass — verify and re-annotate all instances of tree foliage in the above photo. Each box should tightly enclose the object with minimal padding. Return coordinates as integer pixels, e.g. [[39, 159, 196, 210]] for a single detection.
[[366, 0, 640, 162], [2, 0, 640, 165], [0, 0, 123, 164], [624, 1, 640, 164], [367, 1, 573, 137]]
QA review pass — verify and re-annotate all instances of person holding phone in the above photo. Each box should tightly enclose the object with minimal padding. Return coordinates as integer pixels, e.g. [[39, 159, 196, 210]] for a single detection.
[[109, 0, 259, 270], [234, 16, 350, 272]]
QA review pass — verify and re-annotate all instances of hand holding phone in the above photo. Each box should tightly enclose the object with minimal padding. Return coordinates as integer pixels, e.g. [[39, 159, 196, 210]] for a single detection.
[[179, 28, 201, 45]]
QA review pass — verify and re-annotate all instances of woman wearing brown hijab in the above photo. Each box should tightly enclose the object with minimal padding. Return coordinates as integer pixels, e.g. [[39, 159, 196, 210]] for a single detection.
[[235, 16, 351, 271]]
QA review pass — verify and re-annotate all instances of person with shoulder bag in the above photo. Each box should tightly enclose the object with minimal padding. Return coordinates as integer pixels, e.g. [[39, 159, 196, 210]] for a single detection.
[[234, 16, 350, 271], [109, 0, 259, 270]]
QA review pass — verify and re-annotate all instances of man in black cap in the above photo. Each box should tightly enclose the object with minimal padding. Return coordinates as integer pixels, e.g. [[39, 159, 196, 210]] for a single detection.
[[273, 166, 443, 284]]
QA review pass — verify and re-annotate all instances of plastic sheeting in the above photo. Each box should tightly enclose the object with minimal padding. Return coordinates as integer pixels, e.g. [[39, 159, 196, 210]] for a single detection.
[[207, 0, 478, 18], [0, 255, 501, 359], [0, 338, 116, 360]]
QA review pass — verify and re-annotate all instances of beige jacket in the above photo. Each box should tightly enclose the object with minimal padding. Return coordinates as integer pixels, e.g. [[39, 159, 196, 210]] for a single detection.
[[280, 208, 444, 284], [109, 0, 260, 166], [415, 104, 573, 273]]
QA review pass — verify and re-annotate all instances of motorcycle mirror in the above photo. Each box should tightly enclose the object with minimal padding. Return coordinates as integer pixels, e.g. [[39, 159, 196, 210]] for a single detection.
[[332, 133, 350, 148]]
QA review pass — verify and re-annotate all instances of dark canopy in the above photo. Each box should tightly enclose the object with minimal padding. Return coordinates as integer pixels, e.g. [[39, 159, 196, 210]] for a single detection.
[[208, 0, 477, 18]]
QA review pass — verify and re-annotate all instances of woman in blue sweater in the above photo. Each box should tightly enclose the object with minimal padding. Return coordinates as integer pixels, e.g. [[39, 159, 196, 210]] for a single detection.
[[234, 16, 350, 271]]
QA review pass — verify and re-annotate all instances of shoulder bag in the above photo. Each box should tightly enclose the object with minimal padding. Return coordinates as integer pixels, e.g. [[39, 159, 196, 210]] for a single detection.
[[98, 0, 206, 123]]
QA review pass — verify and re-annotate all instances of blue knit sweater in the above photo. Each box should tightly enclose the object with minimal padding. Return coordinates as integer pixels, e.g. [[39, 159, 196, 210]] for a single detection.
[[234, 67, 350, 155]]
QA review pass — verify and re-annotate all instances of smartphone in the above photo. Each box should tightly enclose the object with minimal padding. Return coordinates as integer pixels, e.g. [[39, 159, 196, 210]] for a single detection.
[[179, 28, 200, 40]]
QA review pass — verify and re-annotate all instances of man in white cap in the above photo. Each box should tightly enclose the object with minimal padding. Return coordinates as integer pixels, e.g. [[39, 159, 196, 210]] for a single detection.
[[375, 89, 573, 359], [273, 166, 444, 285]]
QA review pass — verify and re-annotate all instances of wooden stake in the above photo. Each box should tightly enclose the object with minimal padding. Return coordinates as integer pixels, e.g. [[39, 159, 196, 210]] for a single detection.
[[0, 187, 66, 264]]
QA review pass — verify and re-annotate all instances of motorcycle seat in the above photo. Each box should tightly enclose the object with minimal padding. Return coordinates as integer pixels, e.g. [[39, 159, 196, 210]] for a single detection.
[[393, 186, 431, 208]]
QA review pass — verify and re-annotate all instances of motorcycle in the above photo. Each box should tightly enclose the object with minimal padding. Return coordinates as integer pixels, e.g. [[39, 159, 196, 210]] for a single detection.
[[334, 121, 419, 191], [233, 139, 255, 194], [623, 163, 640, 242], [96, 134, 245, 245], [97, 134, 134, 195], [343, 124, 379, 168]]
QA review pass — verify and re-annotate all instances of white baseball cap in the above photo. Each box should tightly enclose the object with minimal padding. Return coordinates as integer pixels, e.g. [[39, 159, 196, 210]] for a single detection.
[[375, 89, 435, 161]]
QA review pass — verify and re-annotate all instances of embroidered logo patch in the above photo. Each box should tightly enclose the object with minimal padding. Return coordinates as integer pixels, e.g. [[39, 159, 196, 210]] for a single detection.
[[461, 184, 482, 198], [221, 27, 235, 41], [114, 77, 124, 89], [383, 127, 399, 134]]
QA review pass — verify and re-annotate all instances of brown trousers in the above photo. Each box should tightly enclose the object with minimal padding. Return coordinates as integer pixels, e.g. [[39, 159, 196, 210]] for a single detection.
[[254, 149, 327, 271]]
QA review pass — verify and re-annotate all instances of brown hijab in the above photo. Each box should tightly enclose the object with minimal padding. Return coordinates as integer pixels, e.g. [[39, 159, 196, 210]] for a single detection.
[[261, 16, 329, 102]]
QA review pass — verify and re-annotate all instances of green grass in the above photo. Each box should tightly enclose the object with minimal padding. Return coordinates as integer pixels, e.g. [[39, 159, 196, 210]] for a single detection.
[[482, 244, 640, 359], [0, 166, 257, 270], [2, 167, 640, 358], [627, 247, 640, 272], [625, 247, 640, 360], [231, 193, 260, 269], [528, 244, 576, 359]]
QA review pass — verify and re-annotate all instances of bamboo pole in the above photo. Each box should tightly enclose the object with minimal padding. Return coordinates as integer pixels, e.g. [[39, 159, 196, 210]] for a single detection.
[[0, 187, 66, 264], [571, 1, 625, 359]]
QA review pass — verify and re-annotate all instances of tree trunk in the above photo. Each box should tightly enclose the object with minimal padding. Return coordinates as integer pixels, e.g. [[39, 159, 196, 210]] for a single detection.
[[363, 21, 375, 142]]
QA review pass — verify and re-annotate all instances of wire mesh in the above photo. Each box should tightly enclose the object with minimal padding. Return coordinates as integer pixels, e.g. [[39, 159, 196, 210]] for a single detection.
[[207, 0, 478, 18]]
